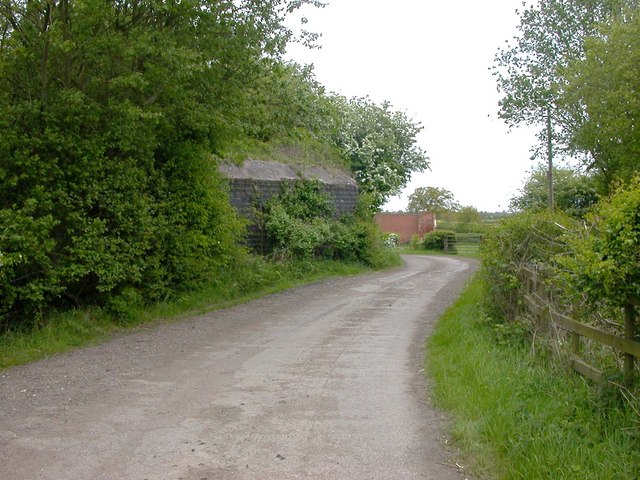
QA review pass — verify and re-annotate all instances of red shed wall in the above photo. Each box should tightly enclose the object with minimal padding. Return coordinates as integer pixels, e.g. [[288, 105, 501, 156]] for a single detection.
[[375, 212, 436, 244]]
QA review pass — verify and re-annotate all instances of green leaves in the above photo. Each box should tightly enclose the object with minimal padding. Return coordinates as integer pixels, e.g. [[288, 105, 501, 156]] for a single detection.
[[509, 165, 599, 217], [0, 0, 302, 326], [493, 0, 639, 163], [0, 0, 421, 328], [406, 186, 461, 215], [0, 201, 60, 327], [560, 177, 640, 306], [480, 211, 578, 322], [561, 9, 640, 187], [330, 96, 429, 209], [262, 180, 386, 264]]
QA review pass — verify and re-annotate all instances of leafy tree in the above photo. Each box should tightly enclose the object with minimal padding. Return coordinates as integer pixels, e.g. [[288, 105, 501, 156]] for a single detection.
[[510, 165, 599, 217], [406, 187, 461, 216], [234, 61, 336, 149], [457, 206, 482, 224], [493, 0, 638, 203], [560, 8, 640, 189], [0, 0, 321, 325], [330, 96, 429, 209]]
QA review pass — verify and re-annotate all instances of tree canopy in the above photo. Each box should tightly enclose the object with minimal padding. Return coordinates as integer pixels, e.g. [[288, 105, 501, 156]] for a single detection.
[[406, 187, 461, 216], [492, 0, 639, 185], [0, 0, 321, 324], [330, 96, 429, 209], [560, 8, 640, 189], [509, 165, 599, 217]]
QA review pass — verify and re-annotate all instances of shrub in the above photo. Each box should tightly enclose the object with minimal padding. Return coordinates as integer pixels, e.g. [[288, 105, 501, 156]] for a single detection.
[[480, 211, 577, 322], [559, 177, 640, 308], [422, 230, 456, 250], [265, 204, 331, 260], [410, 233, 422, 249], [383, 233, 399, 248], [262, 180, 392, 267], [0, 201, 60, 329]]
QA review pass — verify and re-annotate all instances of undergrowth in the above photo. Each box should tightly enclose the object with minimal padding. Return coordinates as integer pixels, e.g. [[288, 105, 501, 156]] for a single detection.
[[0, 253, 400, 369], [426, 275, 640, 480]]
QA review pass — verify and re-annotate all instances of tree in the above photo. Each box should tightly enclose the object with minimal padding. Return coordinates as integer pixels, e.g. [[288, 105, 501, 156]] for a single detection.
[[560, 8, 640, 189], [457, 206, 482, 224], [232, 61, 333, 148], [406, 187, 461, 216], [331, 96, 429, 209], [492, 0, 638, 206], [509, 165, 599, 217], [0, 0, 322, 324]]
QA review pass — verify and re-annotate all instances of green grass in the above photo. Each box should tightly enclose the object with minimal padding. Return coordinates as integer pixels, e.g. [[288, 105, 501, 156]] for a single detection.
[[397, 246, 448, 255], [426, 275, 640, 480], [397, 245, 480, 259], [0, 253, 400, 369]]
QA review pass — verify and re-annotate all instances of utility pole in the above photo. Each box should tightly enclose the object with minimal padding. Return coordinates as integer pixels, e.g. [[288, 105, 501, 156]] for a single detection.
[[546, 104, 555, 212]]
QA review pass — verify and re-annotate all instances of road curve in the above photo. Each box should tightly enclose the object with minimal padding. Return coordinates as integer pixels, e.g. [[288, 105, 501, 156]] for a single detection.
[[0, 255, 477, 480]]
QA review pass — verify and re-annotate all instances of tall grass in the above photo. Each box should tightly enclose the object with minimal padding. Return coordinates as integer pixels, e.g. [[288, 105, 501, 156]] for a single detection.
[[426, 275, 640, 480], [0, 253, 400, 369]]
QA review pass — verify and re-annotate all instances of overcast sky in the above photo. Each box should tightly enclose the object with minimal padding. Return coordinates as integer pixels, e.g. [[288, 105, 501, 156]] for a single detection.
[[285, 0, 541, 212]]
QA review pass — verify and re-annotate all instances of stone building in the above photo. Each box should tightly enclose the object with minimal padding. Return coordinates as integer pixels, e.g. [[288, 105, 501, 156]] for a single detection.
[[219, 159, 359, 251]]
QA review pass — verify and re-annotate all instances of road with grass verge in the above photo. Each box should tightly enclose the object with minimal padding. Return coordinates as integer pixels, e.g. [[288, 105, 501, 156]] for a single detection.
[[0, 255, 477, 480]]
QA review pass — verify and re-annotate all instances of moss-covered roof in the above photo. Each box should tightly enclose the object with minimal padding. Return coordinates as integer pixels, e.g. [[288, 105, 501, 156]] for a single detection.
[[219, 159, 357, 187]]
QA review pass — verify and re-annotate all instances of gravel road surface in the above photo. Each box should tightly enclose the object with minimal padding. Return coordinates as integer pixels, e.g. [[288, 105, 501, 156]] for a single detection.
[[0, 255, 477, 480]]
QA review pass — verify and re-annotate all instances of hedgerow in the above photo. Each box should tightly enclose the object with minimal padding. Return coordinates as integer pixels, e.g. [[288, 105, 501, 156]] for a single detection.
[[480, 211, 578, 323], [558, 177, 640, 309]]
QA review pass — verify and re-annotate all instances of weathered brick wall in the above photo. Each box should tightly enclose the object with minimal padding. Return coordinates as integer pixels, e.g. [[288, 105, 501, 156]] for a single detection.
[[220, 160, 359, 251], [375, 212, 436, 244]]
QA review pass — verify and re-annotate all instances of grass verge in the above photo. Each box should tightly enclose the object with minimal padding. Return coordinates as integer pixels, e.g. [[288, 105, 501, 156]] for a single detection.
[[426, 274, 640, 480], [1, 252, 401, 369], [397, 246, 480, 259], [397, 246, 448, 256]]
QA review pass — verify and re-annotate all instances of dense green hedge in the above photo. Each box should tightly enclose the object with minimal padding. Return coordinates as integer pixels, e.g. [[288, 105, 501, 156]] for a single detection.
[[263, 180, 391, 266], [559, 177, 640, 308], [480, 211, 577, 322], [481, 178, 640, 323], [0, 0, 278, 329]]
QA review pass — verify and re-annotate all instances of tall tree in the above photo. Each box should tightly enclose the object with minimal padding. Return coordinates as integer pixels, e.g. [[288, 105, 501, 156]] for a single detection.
[[492, 0, 638, 205], [0, 0, 321, 323], [560, 8, 640, 189], [509, 165, 598, 217]]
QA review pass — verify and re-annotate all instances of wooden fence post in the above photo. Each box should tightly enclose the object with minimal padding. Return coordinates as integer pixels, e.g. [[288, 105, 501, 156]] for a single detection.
[[624, 303, 636, 384], [571, 331, 582, 357], [534, 267, 548, 331]]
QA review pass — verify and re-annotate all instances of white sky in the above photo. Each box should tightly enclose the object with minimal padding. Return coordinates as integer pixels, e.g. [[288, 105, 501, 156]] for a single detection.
[[285, 0, 541, 212]]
